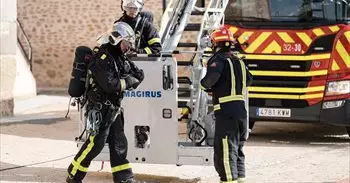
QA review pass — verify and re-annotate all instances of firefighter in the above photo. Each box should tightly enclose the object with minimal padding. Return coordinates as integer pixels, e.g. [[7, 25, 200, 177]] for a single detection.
[[115, 0, 162, 54], [66, 22, 144, 183], [200, 27, 253, 183]]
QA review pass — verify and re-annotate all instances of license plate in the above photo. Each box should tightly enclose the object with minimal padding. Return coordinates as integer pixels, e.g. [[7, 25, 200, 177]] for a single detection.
[[256, 108, 291, 118]]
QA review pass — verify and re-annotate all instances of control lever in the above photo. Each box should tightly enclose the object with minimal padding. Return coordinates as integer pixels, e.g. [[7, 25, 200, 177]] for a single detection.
[[162, 65, 174, 90]]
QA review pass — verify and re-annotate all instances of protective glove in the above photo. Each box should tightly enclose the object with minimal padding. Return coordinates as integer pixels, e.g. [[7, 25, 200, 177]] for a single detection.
[[128, 61, 145, 82], [123, 61, 131, 74], [133, 69, 144, 83], [124, 75, 140, 90]]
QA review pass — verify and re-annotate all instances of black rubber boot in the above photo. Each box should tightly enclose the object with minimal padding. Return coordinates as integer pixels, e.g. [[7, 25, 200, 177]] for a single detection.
[[66, 175, 82, 183], [119, 178, 136, 183]]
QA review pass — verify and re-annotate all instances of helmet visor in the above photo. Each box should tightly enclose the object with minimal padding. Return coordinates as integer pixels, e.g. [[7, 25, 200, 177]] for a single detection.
[[110, 22, 135, 47], [110, 33, 135, 48]]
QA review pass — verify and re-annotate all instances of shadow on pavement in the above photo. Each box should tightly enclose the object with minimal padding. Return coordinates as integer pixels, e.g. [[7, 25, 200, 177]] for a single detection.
[[0, 111, 79, 141], [247, 122, 350, 147], [0, 162, 204, 183], [0, 114, 68, 125], [1, 112, 349, 147], [0, 161, 68, 182]]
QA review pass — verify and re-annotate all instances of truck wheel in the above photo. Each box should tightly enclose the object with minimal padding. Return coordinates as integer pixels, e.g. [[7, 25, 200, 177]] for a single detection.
[[249, 121, 255, 130], [346, 127, 350, 137]]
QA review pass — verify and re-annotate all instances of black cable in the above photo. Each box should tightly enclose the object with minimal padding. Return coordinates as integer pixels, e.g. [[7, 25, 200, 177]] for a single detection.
[[64, 97, 73, 118], [75, 128, 86, 141], [0, 154, 75, 171]]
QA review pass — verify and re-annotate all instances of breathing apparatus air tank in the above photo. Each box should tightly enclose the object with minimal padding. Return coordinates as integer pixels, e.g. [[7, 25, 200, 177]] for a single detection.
[[68, 46, 93, 97]]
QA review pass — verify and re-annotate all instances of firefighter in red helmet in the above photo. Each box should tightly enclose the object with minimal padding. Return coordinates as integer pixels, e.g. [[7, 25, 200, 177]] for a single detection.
[[200, 26, 253, 183]]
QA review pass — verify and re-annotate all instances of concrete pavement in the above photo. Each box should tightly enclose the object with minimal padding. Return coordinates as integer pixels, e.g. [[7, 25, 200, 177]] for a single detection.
[[0, 95, 72, 125], [0, 95, 349, 183]]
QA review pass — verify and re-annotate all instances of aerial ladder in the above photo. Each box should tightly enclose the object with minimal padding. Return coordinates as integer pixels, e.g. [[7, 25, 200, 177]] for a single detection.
[[120, 0, 236, 165], [159, 0, 231, 146], [76, 0, 241, 166]]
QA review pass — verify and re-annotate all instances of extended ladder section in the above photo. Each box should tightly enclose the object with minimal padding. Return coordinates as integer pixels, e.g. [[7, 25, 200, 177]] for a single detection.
[[76, 0, 240, 166], [159, 0, 230, 146], [190, 0, 230, 143], [159, 0, 198, 52]]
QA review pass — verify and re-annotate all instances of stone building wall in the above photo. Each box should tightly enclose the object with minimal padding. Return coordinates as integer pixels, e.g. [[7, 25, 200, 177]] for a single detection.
[[17, 0, 164, 88]]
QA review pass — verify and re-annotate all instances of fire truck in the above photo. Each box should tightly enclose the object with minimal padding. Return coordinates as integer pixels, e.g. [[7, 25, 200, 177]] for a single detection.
[[76, 0, 350, 166], [221, 0, 350, 135]]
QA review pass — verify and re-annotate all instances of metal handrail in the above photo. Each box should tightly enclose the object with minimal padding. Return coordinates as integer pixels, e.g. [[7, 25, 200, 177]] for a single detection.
[[16, 18, 32, 71]]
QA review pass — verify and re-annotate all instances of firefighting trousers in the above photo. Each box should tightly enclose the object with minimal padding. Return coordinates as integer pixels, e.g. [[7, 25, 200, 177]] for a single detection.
[[214, 114, 247, 182], [67, 108, 133, 182]]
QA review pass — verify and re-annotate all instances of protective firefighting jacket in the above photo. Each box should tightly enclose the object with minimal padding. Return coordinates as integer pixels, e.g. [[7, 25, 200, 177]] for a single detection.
[[115, 13, 162, 54], [200, 48, 253, 119], [87, 44, 143, 107]]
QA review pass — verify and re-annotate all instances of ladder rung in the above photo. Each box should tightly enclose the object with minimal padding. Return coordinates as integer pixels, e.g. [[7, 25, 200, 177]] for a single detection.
[[178, 116, 189, 121], [184, 23, 201, 31], [177, 61, 193, 66], [177, 42, 197, 47], [178, 76, 192, 84], [178, 88, 191, 98], [178, 93, 191, 98], [178, 87, 191, 92], [206, 8, 225, 13], [178, 100, 188, 108], [177, 98, 192, 102], [191, 10, 205, 15]]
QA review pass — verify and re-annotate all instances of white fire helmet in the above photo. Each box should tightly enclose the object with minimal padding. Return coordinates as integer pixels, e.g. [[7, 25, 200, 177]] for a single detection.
[[110, 22, 135, 47], [122, 0, 144, 12], [96, 22, 135, 48]]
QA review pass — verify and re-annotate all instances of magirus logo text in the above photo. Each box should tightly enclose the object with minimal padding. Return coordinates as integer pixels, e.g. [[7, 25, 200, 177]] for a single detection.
[[124, 90, 162, 98]]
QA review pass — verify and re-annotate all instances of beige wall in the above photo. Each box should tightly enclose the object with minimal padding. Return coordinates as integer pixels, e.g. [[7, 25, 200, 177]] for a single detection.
[[17, 0, 164, 88], [1, 0, 17, 116], [0, 56, 16, 116]]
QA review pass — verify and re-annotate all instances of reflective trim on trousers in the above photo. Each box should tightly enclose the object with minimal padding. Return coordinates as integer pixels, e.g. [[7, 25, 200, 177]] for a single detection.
[[71, 160, 88, 173], [111, 163, 131, 173], [223, 136, 233, 182], [70, 136, 95, 176], [237, 177, 245, 183]]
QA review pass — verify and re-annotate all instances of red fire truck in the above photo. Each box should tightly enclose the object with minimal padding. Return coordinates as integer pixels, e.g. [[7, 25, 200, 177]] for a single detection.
[[223, 0, 350, 135]]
